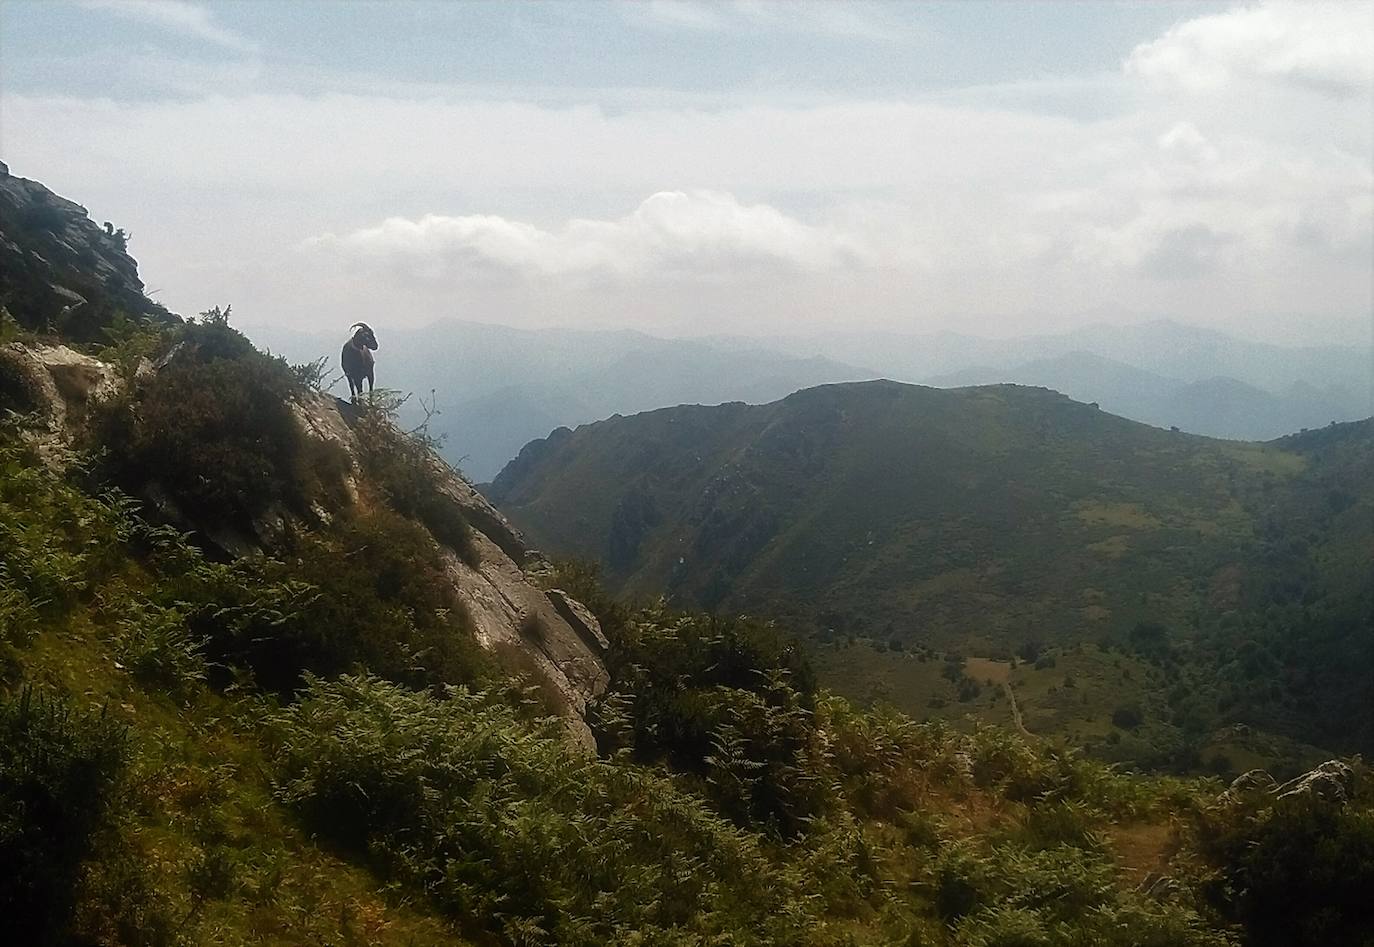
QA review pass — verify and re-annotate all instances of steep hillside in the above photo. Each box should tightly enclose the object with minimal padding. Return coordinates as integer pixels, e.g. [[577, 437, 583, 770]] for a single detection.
[[489, 381, 1288, 639], [489, 381, 1374, 762], [3, 174, 1371, 947]]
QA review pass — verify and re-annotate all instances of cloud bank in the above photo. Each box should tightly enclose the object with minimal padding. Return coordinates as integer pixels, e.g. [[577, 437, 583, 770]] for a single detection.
[[305, 191, 874, 282], [1, 1, 1369, 342]]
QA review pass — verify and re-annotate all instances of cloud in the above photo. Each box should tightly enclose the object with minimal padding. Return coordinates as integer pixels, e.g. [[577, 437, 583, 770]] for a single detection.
[[80, 0, 259, 53], [1, 1, 1368, 340], [625, 0, 917, 43], [1137, 223, 1237, 279], [304, 191, 874, 283], [1125, 1, 1374, 96]]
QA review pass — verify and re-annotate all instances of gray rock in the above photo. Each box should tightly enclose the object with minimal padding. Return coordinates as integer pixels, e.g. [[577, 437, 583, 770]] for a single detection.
[[0, 342, 123, 467], [1228, 769, 1277, 794], [290, 391, 610, 748], [0, 164, 176, 335], [1274, 760, 1354, 803]]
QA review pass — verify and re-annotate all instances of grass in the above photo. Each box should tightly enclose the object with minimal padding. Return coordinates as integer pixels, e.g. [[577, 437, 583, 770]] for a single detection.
[[22, 623, 467, 946]]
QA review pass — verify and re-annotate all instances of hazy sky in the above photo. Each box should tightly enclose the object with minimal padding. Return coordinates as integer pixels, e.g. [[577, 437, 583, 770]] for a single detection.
[[2, 1, 1371, 345]]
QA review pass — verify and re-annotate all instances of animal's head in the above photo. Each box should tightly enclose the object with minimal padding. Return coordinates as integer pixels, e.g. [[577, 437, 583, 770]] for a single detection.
[[350, 322, 378, 350]]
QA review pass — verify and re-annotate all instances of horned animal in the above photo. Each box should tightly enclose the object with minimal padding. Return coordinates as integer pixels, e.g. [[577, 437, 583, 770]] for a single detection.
[[341, 322, 378, 401]]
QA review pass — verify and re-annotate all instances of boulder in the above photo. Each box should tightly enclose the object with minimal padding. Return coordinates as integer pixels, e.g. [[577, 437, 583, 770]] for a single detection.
[[1274, 760, 1354, 803]]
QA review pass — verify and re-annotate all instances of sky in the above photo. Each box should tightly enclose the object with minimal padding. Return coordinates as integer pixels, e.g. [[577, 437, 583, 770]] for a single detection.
[[1, 0, 1371, 346]]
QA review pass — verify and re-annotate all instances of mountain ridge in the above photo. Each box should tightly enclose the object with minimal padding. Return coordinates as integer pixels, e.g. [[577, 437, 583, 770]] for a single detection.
[[488, 378, 1374, 762]]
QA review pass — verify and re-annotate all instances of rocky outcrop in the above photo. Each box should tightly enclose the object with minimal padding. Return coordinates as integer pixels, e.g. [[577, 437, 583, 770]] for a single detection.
[[2, 339, 609, 748], [0, 342, 125, 465], [0, 162, 175, 339], [1227, 760, 1356, 804], [292, 391, 609, 746]]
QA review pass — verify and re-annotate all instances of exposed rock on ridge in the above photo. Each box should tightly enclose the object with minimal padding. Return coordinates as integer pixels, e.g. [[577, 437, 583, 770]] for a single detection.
[[0, 161, 175, 339], [295, 392, 609, 742]]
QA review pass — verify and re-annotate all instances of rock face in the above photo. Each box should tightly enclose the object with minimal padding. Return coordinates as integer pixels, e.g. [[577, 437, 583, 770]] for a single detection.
[[1227, 760, 1356, 804], [0, 342, 124, 465], [293, 391, 609, 746], [0, 162, 175, 339]]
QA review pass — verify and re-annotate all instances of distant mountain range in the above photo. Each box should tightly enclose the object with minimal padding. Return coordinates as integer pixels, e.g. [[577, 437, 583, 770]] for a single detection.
[[743, 319, 1372, 399], [246, 317, 1371, 479], [923, 351, 1354, 441]]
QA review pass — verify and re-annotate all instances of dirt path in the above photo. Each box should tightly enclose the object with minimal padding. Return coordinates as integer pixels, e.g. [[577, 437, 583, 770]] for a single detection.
[[1004, 682, 1032, 737]]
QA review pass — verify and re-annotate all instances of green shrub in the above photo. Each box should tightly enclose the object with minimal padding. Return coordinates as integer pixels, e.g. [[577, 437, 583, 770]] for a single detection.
[[590, 610, 824, 833], [353, 395, 480, 568], [1112, 704, 1144, 729], [271, 675, 852, 945], [163, 508, 485, 694], [1197, 782, 1374, 946], [92, 308, 349, 533], [92, 311, 165, 380], [114, 600, 209, 697], [0, 686, 128, 943], [95, 355, 303, 529], [938, 840, 1229, 946]]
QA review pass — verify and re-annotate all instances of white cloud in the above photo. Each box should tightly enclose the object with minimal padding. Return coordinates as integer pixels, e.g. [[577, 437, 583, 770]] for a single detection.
[[80, 0, 259, 53], [1125, 1, 1374, 96], [305, 191, 874, 283], [0, 2, 1368, 340]]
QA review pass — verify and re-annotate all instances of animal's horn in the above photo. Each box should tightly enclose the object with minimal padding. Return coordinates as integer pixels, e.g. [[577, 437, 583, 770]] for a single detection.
[[350, 322, 371, 332]]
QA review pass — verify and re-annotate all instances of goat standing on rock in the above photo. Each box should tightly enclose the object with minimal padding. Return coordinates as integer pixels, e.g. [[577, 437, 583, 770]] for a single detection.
[[341, 322, 378, 401]]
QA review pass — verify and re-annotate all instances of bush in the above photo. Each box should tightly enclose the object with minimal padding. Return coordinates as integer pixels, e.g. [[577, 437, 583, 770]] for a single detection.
[[1112, 704, 1144, 730], [352, 397, 480, 568], [590, 609, 824, 833], [937, 840, 1229, 946], [167, 508, 486, 694], [271, 675, 840, 945], [0, 686, 128, 943], [93, 308, 348, 533], [113, 601, 209, 697], [1198, 786, 1374, 946], [96, 354, 302, 529]]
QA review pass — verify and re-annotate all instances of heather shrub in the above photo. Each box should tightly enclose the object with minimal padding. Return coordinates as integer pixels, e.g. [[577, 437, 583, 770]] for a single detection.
[[92, 307, 348, 533], [162, 508, 486, 694]]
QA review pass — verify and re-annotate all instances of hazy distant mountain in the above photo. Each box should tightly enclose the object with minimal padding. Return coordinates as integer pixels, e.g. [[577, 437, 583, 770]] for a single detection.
[[245, 320, 877, 480], [925, 351, 1354, 440], [747, 318, 1368, 401], [747, 318, 1368, 420]]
